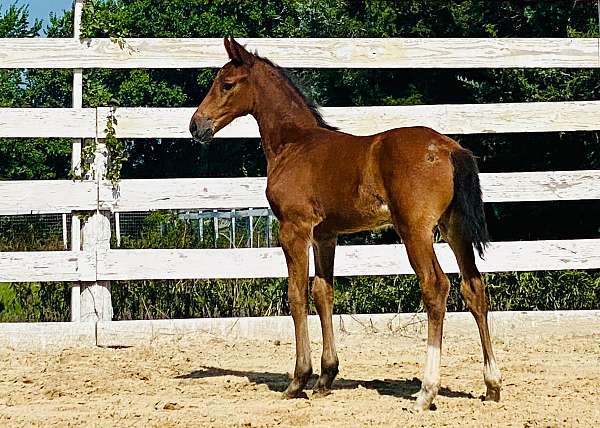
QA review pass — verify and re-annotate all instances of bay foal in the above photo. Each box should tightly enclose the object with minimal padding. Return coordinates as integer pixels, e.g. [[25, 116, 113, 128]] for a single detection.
[[189, 38, 502, 410]]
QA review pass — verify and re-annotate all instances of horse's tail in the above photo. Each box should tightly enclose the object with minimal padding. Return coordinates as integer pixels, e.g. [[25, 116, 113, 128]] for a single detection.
[[450, 148, 490, 258]]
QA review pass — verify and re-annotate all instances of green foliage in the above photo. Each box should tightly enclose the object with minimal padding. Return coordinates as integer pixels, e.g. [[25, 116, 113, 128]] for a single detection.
[[0, 3, 41, 37], [486, 270, 600, 311], [0, 282, 70, 322], [111, 278, 288, 320], [0, 5, 72, 180], [119, 211, 278, 250], [0, 283, 24, 321], [0, 138, 71, 179], [0, 216, 64, 251], [103, 106, 128, 184], [78, 136, 97, 180], [2, 270, 598, 321], [71, 0, 600, 187], [0, 213, 69, 323], [120, 211, 205, 249]]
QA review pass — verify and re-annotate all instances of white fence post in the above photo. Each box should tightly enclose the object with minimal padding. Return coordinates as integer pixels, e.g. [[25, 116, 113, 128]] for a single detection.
[[249, 208, 254, 248], [114, 211, 121, 247], [70, 0, 84, 322], [213, 209, 218, 248], [72, 0, 112, 322], [80, 139, 113, 322], [231, 209, 236, 248]]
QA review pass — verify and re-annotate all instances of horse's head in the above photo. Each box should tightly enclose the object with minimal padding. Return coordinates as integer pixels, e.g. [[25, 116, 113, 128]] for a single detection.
[[189, 37, 257, 143]]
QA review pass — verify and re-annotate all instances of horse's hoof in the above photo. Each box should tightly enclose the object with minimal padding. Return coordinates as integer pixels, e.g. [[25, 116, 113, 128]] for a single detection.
[[281, 390, 308, 400], [312, 387, 332, 398], [282, 383, 308, 400], [281, 389, 298, 399], [413, 389, 436, 411], [413, 401, 431, 412], [484, 386, 501, 402], [413, 399, 436, 411]]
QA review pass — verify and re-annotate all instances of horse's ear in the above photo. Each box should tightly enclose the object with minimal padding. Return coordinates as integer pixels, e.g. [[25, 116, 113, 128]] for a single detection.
[[228, 37, 255, 66], [224, 37, 235, 61]]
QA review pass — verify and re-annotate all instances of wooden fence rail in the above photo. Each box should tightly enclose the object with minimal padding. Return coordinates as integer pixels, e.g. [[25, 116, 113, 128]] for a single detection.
[[4, 101, 600, 138], [1, 38, 599, 68], [1, 239, 599, 283], [98, 239, 600, 280], [2, 170, 600, 216]]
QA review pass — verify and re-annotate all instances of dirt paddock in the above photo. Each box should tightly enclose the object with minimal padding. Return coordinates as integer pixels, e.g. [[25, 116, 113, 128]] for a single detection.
[[0, 316, 598, 427]]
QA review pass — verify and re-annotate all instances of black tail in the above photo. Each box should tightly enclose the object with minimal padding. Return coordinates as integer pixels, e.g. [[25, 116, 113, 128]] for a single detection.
[[450, 149, 490, 258]]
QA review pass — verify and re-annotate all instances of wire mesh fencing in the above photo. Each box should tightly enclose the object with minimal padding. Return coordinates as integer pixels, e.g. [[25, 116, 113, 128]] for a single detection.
[[0, 214, 71, 251], [112, 209, 278, 249]]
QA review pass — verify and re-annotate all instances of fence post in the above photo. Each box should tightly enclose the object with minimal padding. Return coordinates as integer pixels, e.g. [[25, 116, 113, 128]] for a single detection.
[[231, 209, 236, 248], [267, 213, 273, 247], [70, 0, 84, 322], [213, 209, 218, 248], [198, 210, 203, 243], [114, 211, 121, 247], [74, 0, 112, 322], [249, 208, 254, 247], [80, 137, 113, 322]]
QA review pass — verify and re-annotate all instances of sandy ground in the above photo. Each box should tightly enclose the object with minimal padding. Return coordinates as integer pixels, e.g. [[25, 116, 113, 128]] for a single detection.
[[0, 322, 598, 427]]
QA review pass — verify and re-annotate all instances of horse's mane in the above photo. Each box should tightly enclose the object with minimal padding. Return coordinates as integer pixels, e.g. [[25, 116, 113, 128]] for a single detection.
[[256, 55, 338, 131]]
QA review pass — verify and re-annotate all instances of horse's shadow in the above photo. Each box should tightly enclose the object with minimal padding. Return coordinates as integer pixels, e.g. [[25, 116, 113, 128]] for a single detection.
[[175, 366, 476, 401]]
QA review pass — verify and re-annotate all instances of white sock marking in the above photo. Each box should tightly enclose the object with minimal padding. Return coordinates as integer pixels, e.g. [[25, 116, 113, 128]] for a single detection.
[[423, 344, 441, 388], [484, 359, 502, 387]]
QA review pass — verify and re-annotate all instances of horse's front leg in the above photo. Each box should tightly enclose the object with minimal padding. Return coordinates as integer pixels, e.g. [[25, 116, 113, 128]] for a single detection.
[[279, 221, 312, 399]]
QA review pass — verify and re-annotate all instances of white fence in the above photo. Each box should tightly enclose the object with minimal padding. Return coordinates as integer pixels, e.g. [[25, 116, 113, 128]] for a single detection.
[[1, 1, 599, 322]]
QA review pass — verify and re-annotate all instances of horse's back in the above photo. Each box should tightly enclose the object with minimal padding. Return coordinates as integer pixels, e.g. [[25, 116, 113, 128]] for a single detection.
[[267, 126, 458, 230]]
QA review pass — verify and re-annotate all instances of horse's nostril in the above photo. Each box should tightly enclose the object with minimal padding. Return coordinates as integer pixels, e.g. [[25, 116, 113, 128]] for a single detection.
[[189, 120, 198, 136], [189, 116, 214, 142]]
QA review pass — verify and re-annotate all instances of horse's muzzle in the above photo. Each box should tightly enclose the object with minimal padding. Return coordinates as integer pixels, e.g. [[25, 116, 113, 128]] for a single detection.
[[189, 116, 214, 143]]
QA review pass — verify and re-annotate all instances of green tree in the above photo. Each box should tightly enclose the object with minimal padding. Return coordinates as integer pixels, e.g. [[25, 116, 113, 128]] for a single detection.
[[0, 4, 72, 180]]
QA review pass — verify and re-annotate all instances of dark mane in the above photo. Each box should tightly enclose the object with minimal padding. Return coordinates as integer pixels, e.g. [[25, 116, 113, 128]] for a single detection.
[[256, 55, 338, 131]]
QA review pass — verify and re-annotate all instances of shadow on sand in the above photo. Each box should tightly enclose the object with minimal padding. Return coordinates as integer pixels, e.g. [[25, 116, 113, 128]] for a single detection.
[[175, 366, 477, 401]]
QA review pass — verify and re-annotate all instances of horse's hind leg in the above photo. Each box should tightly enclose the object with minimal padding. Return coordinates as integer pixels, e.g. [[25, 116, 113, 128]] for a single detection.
[[397, 224, 451, 411], [440, 212, 502, 401], [311, 234, 339, 396]]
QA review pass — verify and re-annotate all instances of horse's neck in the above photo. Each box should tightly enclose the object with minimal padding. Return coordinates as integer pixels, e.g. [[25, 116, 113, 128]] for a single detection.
[[251, 76, 319, 163]]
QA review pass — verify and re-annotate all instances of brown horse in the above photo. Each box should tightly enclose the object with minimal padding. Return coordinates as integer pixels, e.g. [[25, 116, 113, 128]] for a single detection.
[[189, 37, 501, 410]]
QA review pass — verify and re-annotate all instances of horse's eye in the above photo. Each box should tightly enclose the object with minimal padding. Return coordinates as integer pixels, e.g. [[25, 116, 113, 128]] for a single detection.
[[222, 82, 235, 91]]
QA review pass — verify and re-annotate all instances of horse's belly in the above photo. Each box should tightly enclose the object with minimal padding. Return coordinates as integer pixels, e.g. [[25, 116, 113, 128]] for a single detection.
[[325, 202, 393, 234]]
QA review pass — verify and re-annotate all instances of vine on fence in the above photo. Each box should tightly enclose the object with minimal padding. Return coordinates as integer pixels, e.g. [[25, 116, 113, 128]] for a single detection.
[[70, 106, 126, 185], [76, 1, 130, 184], [78, 136, 96, 180], [104, 106, 127, 185]]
